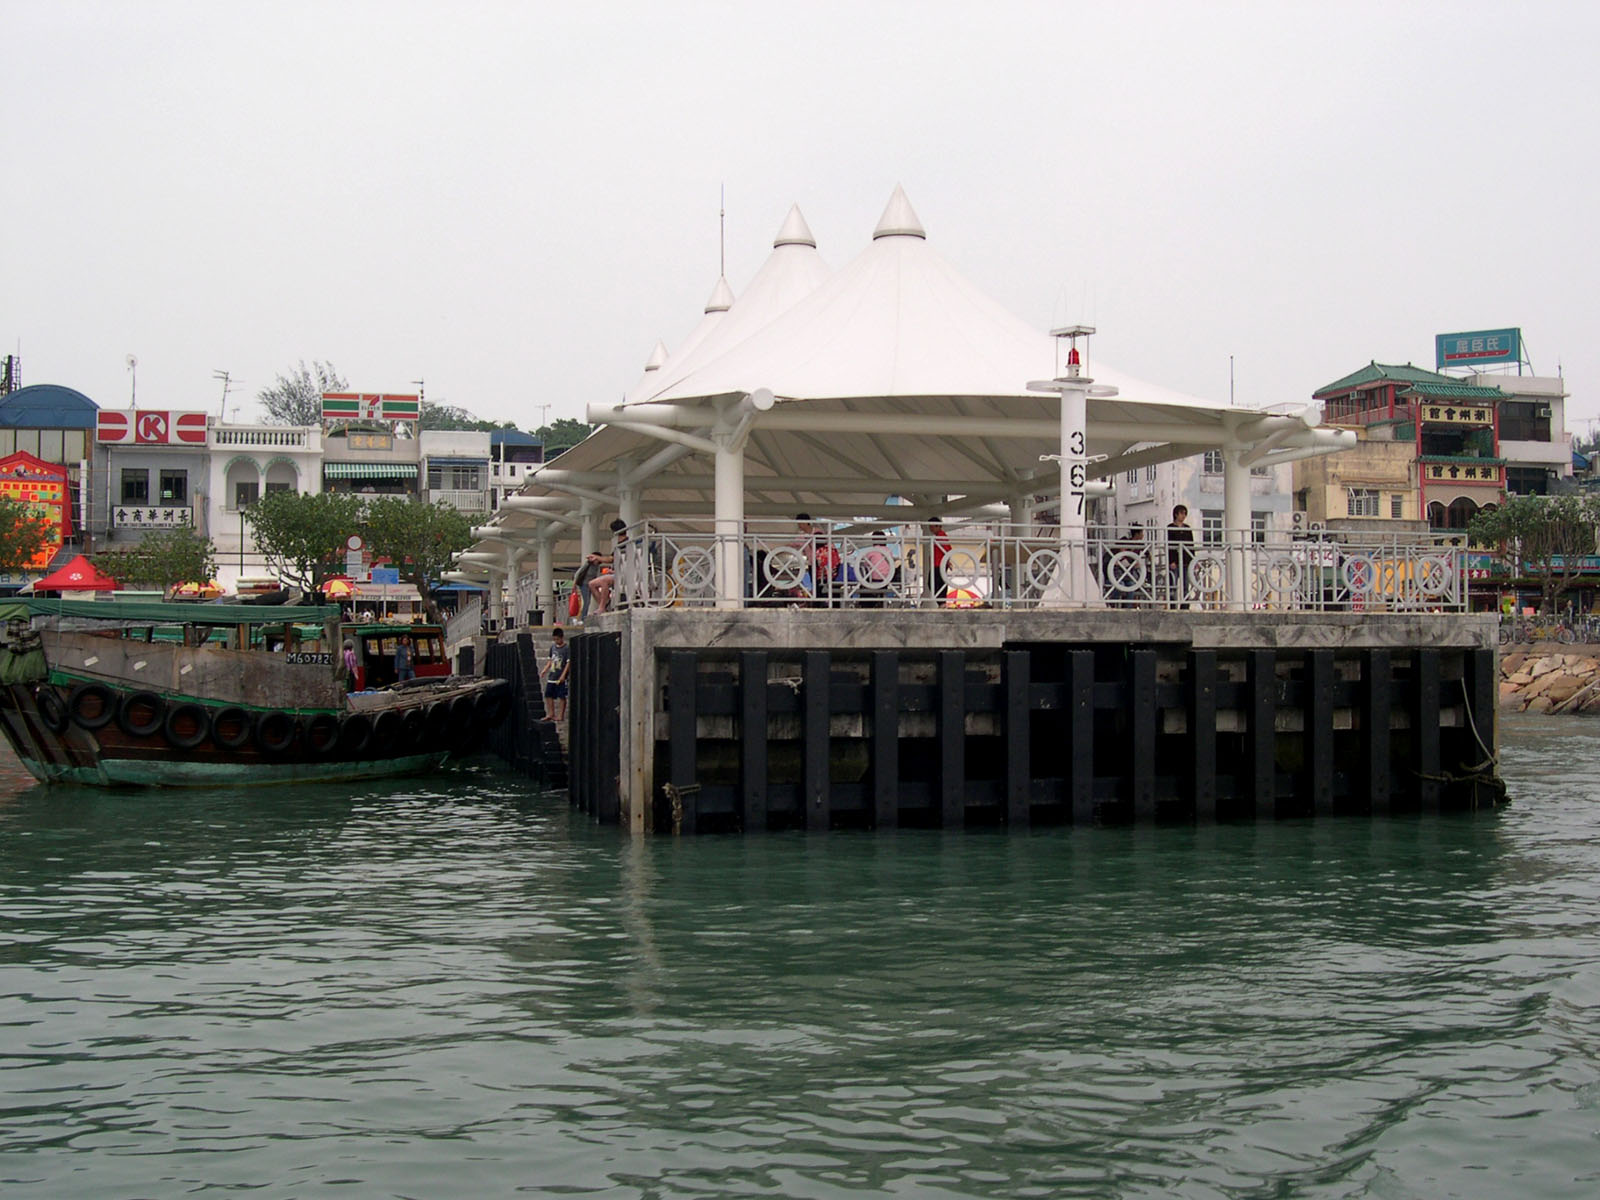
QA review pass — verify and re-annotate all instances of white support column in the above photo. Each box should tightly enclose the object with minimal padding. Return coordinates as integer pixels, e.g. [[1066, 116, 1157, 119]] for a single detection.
[[504, 549, 523, 629], [1057, 374, 1096, 603], [1030, 330, 1115, 608], [487, 568, 504, 630], [580, 506, 600, 559], [1223, 446, 1251, 611], [712, 433, 744, 609], [536, 537, 554, 627]]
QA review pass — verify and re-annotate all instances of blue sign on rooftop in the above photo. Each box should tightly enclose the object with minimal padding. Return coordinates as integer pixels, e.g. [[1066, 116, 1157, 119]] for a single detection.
[[1435, 328, 1520, 370]]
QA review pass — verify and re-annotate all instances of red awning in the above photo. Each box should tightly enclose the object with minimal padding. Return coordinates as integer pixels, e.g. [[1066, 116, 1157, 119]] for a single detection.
[[32, 554, 119, 592]]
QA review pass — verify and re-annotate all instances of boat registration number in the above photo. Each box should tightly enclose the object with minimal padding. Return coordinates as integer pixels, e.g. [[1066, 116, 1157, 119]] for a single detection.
[[285, 652, 335, 665]]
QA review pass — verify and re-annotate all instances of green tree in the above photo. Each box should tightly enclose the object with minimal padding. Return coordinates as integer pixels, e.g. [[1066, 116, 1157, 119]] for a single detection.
[[245, 490, 366, 592], [360, 497, 473, 623], [91, 527, 218, 594], [258, 360, 348, 426], [536, 417, 591, 456], [1468, 493, 1600, 615], [0, 496, 52, 571], [418, 399, 518, 433]]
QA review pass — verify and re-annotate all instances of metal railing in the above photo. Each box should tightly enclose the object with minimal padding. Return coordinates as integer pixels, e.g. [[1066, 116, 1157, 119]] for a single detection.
[[600, 519, 1469, 613], [211, 427, 313, 448]]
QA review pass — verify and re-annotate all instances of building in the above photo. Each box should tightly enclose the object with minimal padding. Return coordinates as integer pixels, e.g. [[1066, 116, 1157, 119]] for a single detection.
[[489, 429, 543, 510], [420, 430, 492, 516], [1306, 362, 1509, 531], [1108, 446, 1294, 546]]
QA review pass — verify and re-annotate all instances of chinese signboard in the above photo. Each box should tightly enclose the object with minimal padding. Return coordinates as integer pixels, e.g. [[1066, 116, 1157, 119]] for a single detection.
[[1435, 328, 1520, 370], [96, 410, 208, 445], [1423, 462, 1503, 485], [113, 506, 194, 530], [321, 393, 421, 422], [1418, 403, 1494, 425], [0, 451, 71, 568]]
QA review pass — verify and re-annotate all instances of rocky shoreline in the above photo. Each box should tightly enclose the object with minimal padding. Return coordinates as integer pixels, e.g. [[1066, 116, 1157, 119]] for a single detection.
[[1500, 644, 1600, 714]]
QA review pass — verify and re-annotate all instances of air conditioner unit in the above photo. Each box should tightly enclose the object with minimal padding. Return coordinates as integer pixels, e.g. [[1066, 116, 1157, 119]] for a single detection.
[[1291, 511, 1306, 528], [1536, 406, 1552, 418], [1308, 521, 1325, 532]]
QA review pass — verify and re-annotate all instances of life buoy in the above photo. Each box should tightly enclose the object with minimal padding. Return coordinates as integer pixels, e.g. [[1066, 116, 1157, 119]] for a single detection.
[[254, 710, 297, 755], [36, 687, 69, 733], [117, 691, 166, 738], [67, 683, 115, 730], [337, 712, 372, 758], [163, 702, 210, 750], [210, 706, 252, 750], [303, 712, 340, 756]]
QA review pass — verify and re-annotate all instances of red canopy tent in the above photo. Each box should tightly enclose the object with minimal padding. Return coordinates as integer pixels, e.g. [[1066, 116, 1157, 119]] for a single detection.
[[31, 554, 119, 593]]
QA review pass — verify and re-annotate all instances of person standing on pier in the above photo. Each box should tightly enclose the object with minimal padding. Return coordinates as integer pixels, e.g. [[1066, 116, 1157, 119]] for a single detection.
[[541, 626, 570, 722], [1167, 505, 1195, 608]]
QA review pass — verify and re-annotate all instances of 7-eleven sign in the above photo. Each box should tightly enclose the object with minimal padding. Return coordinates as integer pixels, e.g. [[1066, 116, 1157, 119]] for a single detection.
[[322, 392, 420, 422]]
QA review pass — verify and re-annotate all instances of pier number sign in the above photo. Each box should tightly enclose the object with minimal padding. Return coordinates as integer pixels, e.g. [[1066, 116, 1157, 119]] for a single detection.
[[1435, 328, 1519, 370]]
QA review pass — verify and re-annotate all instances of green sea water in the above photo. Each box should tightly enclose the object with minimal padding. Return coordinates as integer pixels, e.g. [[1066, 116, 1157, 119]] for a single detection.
[[1, 717, 1598, 1198]]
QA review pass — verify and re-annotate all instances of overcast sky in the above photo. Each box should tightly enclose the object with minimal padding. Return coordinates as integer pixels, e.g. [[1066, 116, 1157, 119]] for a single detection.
[[4, 1, 1596, 435]]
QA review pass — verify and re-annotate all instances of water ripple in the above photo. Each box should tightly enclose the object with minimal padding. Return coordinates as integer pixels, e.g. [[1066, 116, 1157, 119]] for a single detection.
[[1, 736, 1599, 1196]]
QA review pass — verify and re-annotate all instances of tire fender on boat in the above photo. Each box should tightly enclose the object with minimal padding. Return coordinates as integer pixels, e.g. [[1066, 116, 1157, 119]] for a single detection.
[[254, 710, 298, 755], [163, 702, 210, 750], [67, 683, 115, 731], [36, 687, 70, 733], [369, 709, 403, 756], [304, 712, 341, 756], [336, 712, 373, 758], [210, 706, 252, 750], [421, 702, 451, 747], [118, 691, 167, 738]]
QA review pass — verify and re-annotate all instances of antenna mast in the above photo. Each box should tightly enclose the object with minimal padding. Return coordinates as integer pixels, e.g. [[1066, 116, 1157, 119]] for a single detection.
[[719, 183, 726, 277], [213, 369, 237, 421], [125, 354, 138, 407]]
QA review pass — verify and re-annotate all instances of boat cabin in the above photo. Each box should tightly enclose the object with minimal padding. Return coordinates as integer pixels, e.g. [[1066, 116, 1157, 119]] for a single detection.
[[344, 624, 449, 691]]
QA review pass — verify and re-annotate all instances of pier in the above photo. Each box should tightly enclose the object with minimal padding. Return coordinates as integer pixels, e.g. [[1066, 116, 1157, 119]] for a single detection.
[[556, 607, 1501, 833]]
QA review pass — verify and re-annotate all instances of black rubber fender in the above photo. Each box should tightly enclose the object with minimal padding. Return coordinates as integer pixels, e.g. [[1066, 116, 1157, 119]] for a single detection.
[[163, 702, 210, 750], [369, 709, 403, 756], [303, 712, 341, 756], [117, 691, 166, 738], [336, 712, 372, 758], [254, 710, 298, 755], [36, 686, 70, 733], [68, 682, 116, 731], [209, 706, 252, 751]]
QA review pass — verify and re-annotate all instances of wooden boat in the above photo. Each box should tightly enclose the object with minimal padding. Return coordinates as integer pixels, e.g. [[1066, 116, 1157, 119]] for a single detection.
[[0, 598, 510, 787]]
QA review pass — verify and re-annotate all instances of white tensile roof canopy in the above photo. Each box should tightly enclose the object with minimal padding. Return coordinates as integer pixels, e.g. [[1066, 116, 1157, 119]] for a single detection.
[[456, 188, 1350, 586]]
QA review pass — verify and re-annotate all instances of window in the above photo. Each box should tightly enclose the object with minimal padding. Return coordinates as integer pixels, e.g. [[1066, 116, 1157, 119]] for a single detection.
[[1125, 469, 1137, 485], [265, 481, 294, 496], [1201, 510, 1223, 545], [1144, 465, 1156, 481], [1251, 511, 1268, 544], [427, 463, 483, 491], [1251, 464, 1271, 477], [1390, 493, 1405, 519], [234, 481, 259, 509], [1347, 488, 1379, 517], [159, 469, 187, 505], [1202, 450, 1223, 474], [121, 469, 149, 504]]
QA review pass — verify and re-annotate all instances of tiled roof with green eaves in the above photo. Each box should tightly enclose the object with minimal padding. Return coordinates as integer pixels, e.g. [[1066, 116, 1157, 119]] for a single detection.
[[1313, 361, 1507, 399]]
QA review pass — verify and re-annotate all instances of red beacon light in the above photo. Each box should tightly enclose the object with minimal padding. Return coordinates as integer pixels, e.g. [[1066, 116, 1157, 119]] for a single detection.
[[1067, 347, 1081, 367]]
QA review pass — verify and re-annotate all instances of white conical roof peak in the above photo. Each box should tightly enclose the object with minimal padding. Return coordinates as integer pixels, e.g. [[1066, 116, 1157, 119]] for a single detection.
[[872, 184, 926, 240], [704, 275, 735, 313], [643, 340, 669, 372], [773, 204, 817, 248]]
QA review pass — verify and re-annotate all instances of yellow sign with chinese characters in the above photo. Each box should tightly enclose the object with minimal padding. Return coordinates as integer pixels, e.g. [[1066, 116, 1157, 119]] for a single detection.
[[1419, 403, 1493, 425]]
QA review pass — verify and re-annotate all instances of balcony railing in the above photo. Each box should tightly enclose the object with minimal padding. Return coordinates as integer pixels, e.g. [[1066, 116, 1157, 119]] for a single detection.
[[429, 489, 490, 513], [211, 427, 312, 449], [600, 519, 1469, 613]]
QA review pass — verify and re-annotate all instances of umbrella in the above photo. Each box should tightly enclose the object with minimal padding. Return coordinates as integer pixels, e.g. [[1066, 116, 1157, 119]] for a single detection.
[[321, 577, 354, 599]]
